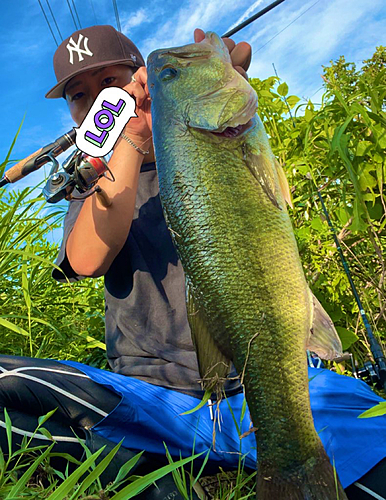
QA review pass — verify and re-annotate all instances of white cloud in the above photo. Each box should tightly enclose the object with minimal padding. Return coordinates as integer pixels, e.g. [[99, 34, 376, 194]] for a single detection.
[[121, 8, 150, 35], [139, 0, 243, 58], [244, 0, 385, 99]]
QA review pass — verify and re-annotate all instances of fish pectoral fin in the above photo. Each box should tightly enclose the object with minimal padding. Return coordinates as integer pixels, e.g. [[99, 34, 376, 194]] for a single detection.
[[245, 150, 282, 209], [306, 292, 343, 360], [186, 279, 231, 391], [274, 158, 293, 209]]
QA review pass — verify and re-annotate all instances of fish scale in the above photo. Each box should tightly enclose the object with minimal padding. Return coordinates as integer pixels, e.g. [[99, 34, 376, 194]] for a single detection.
[[148, 32, 347, 499]]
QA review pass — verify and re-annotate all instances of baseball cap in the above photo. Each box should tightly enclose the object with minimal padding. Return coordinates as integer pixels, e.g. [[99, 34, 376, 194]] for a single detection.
[[45, 25, 145, 99]]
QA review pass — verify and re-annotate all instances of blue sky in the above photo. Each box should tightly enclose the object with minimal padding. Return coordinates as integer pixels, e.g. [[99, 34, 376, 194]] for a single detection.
[[0, 0, 385, 195]]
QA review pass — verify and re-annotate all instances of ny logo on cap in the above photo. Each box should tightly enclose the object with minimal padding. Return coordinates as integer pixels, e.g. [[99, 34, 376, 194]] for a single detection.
[[67, 34, 93, 65]]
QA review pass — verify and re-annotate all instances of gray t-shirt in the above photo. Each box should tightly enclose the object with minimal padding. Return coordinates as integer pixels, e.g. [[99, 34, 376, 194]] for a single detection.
[[53, 162, 242, 398]]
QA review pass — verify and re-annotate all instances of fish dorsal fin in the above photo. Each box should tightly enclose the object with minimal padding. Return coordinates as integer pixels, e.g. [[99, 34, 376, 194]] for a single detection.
[[307, 292, 343, 359], [245, 148, 282, 209], [274, 158, 293, 209], [186, 279, 231, 392]]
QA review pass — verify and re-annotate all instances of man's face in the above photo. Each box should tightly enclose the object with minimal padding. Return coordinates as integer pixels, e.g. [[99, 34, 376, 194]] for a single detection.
[[64, 64, 134, 125]]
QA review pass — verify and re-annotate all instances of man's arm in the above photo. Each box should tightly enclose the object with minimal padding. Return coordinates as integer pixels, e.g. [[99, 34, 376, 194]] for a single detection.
[[66, 67, 152, 278]]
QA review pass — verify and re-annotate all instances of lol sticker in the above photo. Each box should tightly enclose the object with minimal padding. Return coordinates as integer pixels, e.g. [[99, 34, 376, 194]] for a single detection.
[[74, 87, 137, 157]]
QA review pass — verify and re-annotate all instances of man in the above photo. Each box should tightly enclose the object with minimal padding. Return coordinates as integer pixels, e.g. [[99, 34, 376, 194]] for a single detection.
[[1, 25, 385, 500]]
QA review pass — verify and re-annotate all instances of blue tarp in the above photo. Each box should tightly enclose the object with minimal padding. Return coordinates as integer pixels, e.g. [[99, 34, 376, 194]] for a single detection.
[[59, 360, 386, 488]]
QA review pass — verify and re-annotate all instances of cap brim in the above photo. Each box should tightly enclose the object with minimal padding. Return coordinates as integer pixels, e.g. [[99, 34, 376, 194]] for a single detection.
[[45, 59, 136, 99]]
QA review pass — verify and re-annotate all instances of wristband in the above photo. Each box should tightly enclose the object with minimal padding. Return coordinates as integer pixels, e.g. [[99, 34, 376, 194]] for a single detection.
[[120, 133, 149, 155]]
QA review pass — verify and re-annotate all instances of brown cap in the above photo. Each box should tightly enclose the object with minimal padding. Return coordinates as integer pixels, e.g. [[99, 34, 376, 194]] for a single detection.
[[45, 25, 145, 99]]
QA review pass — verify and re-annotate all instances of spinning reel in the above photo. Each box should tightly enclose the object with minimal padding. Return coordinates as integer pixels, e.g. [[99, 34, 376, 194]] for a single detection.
[[42, 149, 114, 206]]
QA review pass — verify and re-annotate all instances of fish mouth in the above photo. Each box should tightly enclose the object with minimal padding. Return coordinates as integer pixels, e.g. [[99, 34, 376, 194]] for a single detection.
[[210, 119, 253, 138]]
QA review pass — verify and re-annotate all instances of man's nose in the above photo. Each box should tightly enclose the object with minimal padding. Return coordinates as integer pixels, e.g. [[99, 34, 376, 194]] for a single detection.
[[87, 89, 100, 109], [81, 90, 99, 122]]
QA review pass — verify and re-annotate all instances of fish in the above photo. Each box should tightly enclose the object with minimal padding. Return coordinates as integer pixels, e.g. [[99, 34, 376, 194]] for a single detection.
[[147, 32, 347, 500]]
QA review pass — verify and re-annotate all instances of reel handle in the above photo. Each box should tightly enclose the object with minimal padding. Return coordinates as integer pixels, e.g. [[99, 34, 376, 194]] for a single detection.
[[95, 186, 112, 207]]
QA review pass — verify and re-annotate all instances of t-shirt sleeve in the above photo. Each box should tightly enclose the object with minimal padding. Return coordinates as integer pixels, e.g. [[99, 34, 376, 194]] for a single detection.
[[52, 199, 86, 283]]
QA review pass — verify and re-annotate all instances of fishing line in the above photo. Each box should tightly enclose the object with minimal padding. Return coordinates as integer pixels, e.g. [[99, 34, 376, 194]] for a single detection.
[[253, 0, 322, 53], [89, 0, 98, 24], [71, 0, 82, 29], [45, 0, 63, 41], [272, 62, 296, 128], [112, 0, 122, 32], [66, 0, 79, 30], [37, 0, 58, 47]]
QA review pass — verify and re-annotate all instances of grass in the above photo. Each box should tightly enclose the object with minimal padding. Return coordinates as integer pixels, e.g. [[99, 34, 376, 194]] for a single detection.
[[0, 408, 257, 499]]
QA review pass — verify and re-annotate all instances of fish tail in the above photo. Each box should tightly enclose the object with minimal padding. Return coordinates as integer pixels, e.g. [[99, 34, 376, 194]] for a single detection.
[[257, 447, 348, 500]]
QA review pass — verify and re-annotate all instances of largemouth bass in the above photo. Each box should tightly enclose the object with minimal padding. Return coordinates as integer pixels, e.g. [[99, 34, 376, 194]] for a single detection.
[[147, 32, 347, 500]]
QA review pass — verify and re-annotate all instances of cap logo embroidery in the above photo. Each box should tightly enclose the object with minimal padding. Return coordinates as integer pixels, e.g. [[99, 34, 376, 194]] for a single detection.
[[67, 34, 93, 65]]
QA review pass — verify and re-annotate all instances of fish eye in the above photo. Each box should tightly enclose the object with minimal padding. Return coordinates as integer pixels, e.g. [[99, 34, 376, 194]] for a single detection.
[[160, 67, 179, 81]]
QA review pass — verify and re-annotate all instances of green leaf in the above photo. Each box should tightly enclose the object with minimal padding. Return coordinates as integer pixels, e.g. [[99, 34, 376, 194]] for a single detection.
[[163, 446, 188, 500], [12, 444, 50, 457], [259, 90, 274, 99], [349, 199, 368, 232], [359, 168, 377, 190], [38, 408, 58, 427], [337, 207, 351, 225], [335, 327, 358, 350], [21, 251, 31, 311], [0, 115, 26, 177], [304, 107, 314, 122], [0, 317, 29, 336], [225, 396, 241, 436], [112, 450, 145, 486], [310, 217, 324, 231], [355, 141, 373, 156], [109, 453, 203, 500], [277, 82, 289, 97], [5, 443, 55, 499], [4, 408, 12, 457], [358, 402, 386, 419], [180, 389, 212, 415], [0, 314, 62, 335], [240, 395, 247, 425], [46, 447, 105, 500], [191, 448, 211, 487], [38, 427, 54, 440], [286, 95, 300, 108], [70, 442, 123, 500], [0, 447, 5, 475]]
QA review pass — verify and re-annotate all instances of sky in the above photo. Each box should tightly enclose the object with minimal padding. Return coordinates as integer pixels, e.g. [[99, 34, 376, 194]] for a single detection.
[[0, 0, 384, 198]]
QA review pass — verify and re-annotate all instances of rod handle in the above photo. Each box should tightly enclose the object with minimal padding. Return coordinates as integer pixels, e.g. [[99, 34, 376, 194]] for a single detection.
[[5, 147, 46, 183]]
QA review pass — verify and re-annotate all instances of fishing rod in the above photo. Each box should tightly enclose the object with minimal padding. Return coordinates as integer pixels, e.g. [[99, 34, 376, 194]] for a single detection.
[[0, 129, 113, 207], [222, 0, 286, 38], [317, 189, 386, 392], [0, 130, 76, 188]]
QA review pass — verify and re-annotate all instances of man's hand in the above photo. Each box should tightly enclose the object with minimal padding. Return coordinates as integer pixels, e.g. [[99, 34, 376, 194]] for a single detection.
[[194, 28, 251, 80], [122, 66, 152, 145]]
